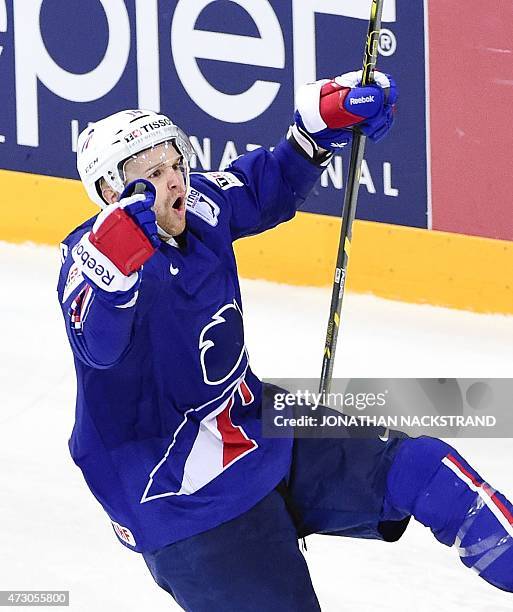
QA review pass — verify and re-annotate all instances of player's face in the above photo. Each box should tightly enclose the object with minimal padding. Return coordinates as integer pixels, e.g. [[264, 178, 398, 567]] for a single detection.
[[124, 142, 188, 237]]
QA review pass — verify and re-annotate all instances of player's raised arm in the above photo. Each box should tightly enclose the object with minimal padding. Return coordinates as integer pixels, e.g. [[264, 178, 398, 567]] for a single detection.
[[224, 70, 397, 240], [57, 180, 159, 368], [57, 109, 194, 369]]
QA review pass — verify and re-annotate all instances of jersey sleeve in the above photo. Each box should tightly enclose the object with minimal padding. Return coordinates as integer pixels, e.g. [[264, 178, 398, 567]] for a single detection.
[[57, 231, 137, 369], [215, 138, 325, 241]]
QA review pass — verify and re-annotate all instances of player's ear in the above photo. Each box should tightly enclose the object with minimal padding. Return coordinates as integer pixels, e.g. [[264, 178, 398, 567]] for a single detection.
[[99, 179, 119, 205]]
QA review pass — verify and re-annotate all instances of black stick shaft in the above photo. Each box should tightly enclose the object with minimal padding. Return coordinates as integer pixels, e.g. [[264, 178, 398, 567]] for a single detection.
[[319, 0, 384, 395]]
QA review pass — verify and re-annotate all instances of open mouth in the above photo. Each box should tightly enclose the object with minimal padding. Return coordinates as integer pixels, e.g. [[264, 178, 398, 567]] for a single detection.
[[172, 197, 184, 211]]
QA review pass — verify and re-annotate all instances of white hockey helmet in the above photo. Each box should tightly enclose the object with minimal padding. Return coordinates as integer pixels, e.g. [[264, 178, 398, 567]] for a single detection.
[[76, 109, 194, 208]]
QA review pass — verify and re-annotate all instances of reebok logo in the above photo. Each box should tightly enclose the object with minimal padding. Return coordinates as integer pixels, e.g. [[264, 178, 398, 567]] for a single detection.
[[350, 95, 375, 105], [73, 243, 114, 288]]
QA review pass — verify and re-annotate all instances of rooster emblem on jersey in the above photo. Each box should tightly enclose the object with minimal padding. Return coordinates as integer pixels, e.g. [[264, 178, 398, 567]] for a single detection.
[[199, 300, 247, 386], [140, 300, 256, 503]]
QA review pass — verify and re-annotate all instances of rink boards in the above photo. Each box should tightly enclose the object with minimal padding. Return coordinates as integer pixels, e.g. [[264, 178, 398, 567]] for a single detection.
[[0, 1, 512, 313], [2, 167, 512, 315]]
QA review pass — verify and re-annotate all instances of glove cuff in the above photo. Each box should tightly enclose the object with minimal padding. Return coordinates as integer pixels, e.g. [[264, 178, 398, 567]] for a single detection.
[[71, 232, 140, 294], [287, 123, 333, 167]]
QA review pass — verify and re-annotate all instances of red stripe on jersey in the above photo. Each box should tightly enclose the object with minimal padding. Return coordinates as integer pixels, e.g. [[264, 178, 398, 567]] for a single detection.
[[447, 454, 513, 526], [490, 491, 513, 527], [217, 398, 257, 467], [238, 380, 254, 405], [70, 285, 90, 325], [446, 454, 481, 487]]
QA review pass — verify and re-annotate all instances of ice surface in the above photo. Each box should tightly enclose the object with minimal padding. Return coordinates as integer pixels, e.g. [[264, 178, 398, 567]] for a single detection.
[[1, 241, 512, 611]]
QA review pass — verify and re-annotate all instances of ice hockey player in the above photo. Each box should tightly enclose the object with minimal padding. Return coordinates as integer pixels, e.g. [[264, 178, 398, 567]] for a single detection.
[[57, 70, 513, 610]]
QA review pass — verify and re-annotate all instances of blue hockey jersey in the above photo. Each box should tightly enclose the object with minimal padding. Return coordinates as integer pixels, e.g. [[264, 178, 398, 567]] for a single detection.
[[57, 140, 324, 553]]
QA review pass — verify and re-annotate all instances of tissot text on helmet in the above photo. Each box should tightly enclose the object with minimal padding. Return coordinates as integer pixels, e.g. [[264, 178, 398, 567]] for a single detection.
[[124, 119, 174, 145]]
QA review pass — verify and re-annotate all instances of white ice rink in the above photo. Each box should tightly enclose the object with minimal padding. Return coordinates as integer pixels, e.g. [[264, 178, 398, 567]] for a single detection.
[[1, 241, 513, 611]]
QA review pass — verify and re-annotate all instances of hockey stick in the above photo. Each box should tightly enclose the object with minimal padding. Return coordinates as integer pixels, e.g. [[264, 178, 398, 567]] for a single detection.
[[318, 0, 385, 395]]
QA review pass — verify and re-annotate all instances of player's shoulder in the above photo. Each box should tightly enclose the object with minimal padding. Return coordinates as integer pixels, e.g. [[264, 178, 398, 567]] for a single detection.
[[186, 171, 245, 230], [57, 216, 97, 301], [60, 216, 97, 247], [58, 215, 97, 266], [191, 170, 246, 194]]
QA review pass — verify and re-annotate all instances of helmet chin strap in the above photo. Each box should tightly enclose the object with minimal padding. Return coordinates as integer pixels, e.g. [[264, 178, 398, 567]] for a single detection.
[[157, 223, 173, 239], [156, 223, 179, 246]]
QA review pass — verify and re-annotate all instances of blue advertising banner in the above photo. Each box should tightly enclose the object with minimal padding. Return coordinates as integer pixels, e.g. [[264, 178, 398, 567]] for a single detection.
[[0, 0, 428, 228]]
